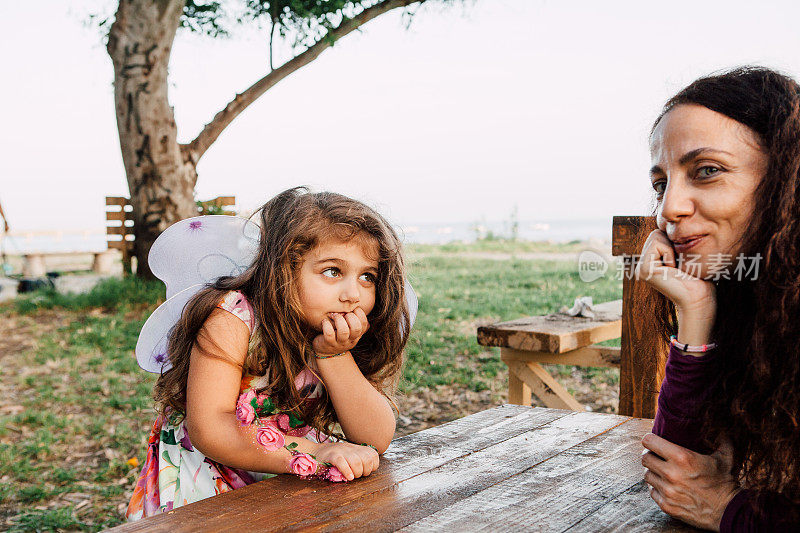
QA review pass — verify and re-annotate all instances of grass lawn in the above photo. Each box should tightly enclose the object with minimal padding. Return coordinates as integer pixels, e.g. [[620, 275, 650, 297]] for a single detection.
[[0, 241, 620, 531]]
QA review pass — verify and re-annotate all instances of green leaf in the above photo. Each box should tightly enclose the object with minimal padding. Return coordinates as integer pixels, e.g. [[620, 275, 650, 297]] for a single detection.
[[285, 442, 298, 450], [261, 396, 275, 413], [288, 412, 305, 428], [160, 429, 178, 446]]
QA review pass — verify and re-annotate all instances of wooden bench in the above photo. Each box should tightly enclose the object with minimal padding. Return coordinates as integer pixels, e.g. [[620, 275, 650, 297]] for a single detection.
[[106, 196, 236, 272], [22, 250, 117, 277], [477, 216, 666, 418], [478, 300, 622, 411]]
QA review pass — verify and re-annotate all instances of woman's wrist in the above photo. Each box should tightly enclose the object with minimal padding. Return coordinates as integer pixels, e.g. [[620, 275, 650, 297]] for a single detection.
[[675, 305, 716, 350]]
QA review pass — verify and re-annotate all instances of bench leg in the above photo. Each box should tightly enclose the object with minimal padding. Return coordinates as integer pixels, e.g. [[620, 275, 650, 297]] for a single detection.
[[508, 367, 532, 405], [502, 350, 584, 411]]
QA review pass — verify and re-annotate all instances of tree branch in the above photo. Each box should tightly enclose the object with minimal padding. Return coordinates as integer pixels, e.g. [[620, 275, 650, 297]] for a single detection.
[[185, 0, 425, 163]]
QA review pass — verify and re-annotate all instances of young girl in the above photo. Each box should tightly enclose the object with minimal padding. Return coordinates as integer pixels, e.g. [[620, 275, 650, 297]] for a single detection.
[[126, 187, 412, 519]]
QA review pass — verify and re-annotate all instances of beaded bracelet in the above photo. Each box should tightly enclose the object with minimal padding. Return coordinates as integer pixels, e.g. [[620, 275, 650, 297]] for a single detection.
[[315, 351, 348, 360], [669, 335, 717, 353]]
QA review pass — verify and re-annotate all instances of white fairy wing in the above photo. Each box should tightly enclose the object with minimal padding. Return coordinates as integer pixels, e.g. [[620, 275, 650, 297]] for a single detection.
[[136, 284, 203, 373], [149, 215, 260, 299], [404, 279, 418, 337], [137, 215, 260, 373]]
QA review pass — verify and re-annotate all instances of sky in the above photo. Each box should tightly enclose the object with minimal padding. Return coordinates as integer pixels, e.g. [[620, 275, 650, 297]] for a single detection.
[[3, 0, 800, 238]]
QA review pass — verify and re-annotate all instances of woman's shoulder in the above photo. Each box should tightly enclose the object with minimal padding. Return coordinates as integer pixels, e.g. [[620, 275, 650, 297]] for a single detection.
[[216, 290, 256, 334]]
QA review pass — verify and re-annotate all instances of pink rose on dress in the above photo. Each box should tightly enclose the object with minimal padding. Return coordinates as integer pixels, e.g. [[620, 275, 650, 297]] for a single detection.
[[275, 413, 291, 432], [286, 425, 312, 438], [236, 390, 257, 425], [289, 453, 318, 477], [255, 424, 285, 451], [325, 466, 347, 483]]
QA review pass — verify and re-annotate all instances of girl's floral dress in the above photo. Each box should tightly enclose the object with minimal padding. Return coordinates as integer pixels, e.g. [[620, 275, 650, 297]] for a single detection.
[[125, 291, 334, 521]]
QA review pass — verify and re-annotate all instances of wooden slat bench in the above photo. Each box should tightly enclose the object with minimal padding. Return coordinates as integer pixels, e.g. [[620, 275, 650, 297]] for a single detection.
[[478, 216, 667, 418], [21, 250, 117, 277], [106, 196, 236, 272]]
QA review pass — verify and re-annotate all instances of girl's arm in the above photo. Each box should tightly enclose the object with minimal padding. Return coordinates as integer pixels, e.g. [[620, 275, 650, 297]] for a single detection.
[[313, 309, 396, 453], [184, 309, 322, 473], [316, 352, 396, 453], [184, 309, 379, 481]]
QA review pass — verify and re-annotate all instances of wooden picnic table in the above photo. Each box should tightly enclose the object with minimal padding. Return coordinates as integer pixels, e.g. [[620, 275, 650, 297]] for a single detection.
[[109, 405, 693, 532], [477, 300, 623, 411]]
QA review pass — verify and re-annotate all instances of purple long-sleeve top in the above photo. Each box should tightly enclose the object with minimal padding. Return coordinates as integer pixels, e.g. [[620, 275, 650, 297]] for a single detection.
[[652, 345, 798, 532]]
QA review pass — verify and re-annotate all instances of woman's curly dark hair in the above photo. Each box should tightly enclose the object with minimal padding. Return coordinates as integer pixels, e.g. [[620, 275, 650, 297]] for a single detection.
[[648, 66, 800, 514]]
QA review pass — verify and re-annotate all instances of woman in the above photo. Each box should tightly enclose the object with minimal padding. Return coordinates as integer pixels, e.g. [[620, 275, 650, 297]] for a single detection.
[[637, 66, 800, 531]]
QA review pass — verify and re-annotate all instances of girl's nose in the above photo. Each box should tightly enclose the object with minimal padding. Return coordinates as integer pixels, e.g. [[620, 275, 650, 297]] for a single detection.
[[657, 177, 695, 228], [339, 278, 361, 303]]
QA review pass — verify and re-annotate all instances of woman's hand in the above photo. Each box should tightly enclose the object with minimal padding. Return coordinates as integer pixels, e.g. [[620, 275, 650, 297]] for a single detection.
[[635, 229, 717, 346], [635, 229, 716, 311], [313, 307, 370, 356], [314, 441, 380, 481], [642, 433, 740, 531]]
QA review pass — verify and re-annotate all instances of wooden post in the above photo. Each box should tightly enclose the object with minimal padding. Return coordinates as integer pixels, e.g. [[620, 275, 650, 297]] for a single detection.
[[23, 254, 46, 277], [508, 369, 531, 406], [612, 216, 668, 418]]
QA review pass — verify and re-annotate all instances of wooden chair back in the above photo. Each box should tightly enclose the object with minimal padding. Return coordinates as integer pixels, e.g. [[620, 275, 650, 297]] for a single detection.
[[105, 196, 236, 273], [611, 215, 668, 418]]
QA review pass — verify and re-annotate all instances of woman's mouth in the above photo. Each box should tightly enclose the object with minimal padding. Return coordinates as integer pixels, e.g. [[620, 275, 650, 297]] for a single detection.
[[672, 235, 706, 254]]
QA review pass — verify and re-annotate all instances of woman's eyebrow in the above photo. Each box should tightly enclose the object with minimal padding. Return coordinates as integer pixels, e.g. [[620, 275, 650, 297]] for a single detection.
[[678, 147, 734, 165], [651, 147, 735, 176]]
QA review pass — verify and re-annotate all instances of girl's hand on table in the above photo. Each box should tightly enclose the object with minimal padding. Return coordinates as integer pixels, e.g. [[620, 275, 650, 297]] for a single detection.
[[313, 307, 369, 356], [314, 441, 380, 481], [642, 433, 739, 531], [635, 229, 717, 346]]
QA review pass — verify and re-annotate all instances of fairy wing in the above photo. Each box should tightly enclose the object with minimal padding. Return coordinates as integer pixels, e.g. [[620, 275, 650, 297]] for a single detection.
[[404, 278, 418, 335], [136, 215, 260, 373], [149, 215, 261, 299]]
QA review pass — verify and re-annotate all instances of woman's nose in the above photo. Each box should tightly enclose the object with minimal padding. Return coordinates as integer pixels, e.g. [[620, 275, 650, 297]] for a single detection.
[[658, 178, 695, 226]]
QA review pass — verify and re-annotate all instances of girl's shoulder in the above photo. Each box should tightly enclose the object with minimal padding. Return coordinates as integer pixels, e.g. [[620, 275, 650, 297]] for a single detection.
[[216, 290, 256, 334]]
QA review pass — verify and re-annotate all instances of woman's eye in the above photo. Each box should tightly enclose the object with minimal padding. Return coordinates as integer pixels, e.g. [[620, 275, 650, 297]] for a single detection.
[[652, 180, 666, 196], [697, 166, 720, 178], [359, 273, 376, 283], [322, 268, 340, 278]]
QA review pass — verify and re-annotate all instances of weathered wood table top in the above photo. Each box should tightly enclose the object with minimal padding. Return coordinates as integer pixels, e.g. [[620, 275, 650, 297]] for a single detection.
[[109, 405, 694, 532], [477, 300, 623, 354]]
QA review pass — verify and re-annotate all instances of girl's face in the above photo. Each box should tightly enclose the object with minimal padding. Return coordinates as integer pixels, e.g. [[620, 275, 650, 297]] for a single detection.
[[296, 235, 379, 331], [649, 104, 767, 279]]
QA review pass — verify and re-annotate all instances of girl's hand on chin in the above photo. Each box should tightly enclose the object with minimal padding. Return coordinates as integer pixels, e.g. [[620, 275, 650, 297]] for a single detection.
[[635, 229, 716, 314], [313, 307, 370, 356]]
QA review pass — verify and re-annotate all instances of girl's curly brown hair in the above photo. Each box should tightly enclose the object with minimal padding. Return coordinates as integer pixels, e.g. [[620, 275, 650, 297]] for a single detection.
[[153, 186, 411, 439], [646, 66, 800, 515]]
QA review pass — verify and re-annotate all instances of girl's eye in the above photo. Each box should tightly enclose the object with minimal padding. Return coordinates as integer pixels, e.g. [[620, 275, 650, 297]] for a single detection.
[[652, 180, 666, 196], [322, 268, 340, 278], [697, 166, 720, 178], [359, 273, 376, 283]]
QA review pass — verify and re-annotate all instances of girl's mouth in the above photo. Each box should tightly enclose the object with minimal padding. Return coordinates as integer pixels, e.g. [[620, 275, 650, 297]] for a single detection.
[[672, 235, 706, 254]]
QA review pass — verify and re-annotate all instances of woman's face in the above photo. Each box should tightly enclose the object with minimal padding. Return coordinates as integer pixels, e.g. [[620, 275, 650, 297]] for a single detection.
[[649, 104, 767, 279]]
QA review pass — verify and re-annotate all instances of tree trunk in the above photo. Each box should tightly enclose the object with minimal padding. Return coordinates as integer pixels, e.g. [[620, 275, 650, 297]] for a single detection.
[[107, 0, 198, 279]]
